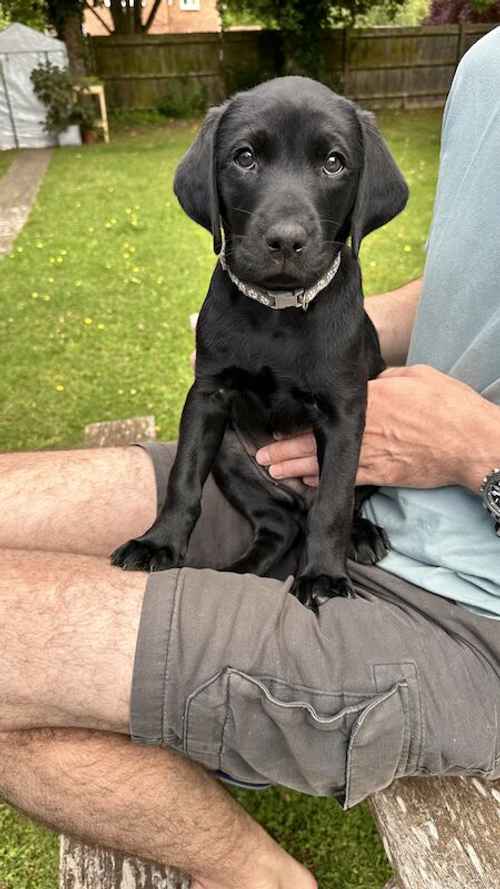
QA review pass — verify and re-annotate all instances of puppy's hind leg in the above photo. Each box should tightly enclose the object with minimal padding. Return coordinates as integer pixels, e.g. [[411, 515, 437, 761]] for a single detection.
[[212, 429, 305, 577], [349, 486, 390, 565]]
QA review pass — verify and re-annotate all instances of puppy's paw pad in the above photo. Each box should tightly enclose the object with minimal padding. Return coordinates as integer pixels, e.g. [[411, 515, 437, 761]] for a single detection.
[[110, 539, 176, 573], [292, 574, 353, 614], [349, 517, 390, 565]]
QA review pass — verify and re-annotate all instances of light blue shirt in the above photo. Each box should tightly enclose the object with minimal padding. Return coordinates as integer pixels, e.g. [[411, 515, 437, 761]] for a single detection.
[[364, 27, 500, 619]]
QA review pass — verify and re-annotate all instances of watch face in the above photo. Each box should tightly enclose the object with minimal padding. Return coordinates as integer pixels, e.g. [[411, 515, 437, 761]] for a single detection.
[[486, 471, 500, 519]]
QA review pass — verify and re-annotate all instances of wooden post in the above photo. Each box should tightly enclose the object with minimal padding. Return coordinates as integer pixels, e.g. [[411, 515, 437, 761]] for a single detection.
[[59, 416, 191, 889], [457, 22, 467, 66], [342, 27, 350, 97]]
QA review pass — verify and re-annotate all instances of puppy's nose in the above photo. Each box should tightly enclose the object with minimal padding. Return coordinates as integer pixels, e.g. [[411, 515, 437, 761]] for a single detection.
[[265, 221, 307, 256]]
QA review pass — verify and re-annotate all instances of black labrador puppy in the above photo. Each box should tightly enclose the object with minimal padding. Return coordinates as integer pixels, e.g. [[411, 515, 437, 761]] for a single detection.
[[112, 76, 408, 612]]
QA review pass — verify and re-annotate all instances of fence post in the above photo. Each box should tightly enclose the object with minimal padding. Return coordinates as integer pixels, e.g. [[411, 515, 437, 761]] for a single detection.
[[457, 22, 466, 65], [342, 27, 350, 97]]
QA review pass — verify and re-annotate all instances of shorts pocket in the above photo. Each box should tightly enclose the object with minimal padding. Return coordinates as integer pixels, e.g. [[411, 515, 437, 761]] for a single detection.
[[184, 668, 409, 804]]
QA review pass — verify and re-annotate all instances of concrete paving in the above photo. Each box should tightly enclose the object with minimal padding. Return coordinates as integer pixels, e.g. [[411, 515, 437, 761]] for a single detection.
[[0, 148, 52, 255]]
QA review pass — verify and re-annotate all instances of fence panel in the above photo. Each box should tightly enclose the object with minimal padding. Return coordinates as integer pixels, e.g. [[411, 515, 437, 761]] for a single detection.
[[92, 33, 224, 109], [90, 24, 498, 111]]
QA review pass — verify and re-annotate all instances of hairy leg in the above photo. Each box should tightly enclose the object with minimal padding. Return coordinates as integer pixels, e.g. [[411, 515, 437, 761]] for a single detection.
[[0, 548, 316, 888], [0, 729, 316, 889], [1, 549, 142, 732], [0, 446, 157, 557]]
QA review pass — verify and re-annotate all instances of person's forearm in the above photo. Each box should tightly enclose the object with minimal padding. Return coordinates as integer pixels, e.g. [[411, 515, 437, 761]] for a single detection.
[[365, 278, 422, 366]]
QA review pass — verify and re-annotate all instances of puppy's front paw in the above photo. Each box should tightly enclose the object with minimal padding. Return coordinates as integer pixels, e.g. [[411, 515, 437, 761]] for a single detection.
[[292, 574, 353, 615], [349, 517, 390, 565], [111, 538, 177, 573]]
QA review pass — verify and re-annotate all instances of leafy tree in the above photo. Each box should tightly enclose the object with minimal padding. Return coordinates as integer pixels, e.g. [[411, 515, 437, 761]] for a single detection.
[[358, 0, 429, 26], [0, 0, 47, 30], [219, 0, 407, 76], [47, 0, 87, 76], [426, 0, 500, 19]]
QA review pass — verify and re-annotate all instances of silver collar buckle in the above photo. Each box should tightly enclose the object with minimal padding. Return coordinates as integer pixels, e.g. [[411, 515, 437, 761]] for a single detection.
[[269, 288, 307, 311]]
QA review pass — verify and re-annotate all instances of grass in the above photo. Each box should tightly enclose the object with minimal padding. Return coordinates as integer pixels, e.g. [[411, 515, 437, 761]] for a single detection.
[[0, 108, 442, 889], [0, 149, 17, 179]]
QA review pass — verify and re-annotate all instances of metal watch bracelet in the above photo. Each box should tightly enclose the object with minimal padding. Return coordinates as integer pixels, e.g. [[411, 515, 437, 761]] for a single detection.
[[479, 467, 500, 537]]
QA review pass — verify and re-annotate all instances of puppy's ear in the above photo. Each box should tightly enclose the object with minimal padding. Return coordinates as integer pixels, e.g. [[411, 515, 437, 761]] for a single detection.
[[350, 109, 408, 257], [173, 102, 227, 255]]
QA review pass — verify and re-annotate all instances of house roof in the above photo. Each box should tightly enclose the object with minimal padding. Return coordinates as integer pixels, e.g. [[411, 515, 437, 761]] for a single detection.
[[0, 22, 64, 55]]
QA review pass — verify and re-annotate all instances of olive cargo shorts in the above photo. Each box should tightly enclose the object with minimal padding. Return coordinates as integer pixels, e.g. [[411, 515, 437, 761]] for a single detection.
[[130, 442, 500, 808]]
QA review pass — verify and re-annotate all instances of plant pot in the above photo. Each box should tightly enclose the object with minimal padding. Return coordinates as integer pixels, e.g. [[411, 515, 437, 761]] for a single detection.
[[58, 125, 82, 147], [82, 129, 97, 145]]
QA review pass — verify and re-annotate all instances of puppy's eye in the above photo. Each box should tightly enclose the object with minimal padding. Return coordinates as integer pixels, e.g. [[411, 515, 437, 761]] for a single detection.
[[234, 148, 256, 170], [323, 152, 344, 176]]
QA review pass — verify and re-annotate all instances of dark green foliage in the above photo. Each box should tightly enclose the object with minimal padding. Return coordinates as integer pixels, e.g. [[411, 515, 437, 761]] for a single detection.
[[157, 80, 209, 119], [0, 0, 47, 30], [31, 61, 97, 134], [218, 0, 406, 76]]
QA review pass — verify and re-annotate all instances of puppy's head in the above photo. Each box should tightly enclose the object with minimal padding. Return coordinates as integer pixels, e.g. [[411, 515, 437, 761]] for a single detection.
[[174, 76, 408, 290]]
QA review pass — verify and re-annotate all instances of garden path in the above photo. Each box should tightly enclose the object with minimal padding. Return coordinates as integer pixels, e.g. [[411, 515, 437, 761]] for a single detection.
[[0, 149, 52, 256]]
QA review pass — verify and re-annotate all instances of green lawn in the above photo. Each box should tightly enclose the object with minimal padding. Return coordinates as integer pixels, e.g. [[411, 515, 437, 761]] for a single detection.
[[0, 108, 442, 889], [0, 148, 17, 179]]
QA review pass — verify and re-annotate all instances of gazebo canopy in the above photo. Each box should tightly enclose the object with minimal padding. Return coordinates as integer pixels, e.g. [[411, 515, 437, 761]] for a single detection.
[[0, 23, 76, 149], [0, 22, 64, 54]]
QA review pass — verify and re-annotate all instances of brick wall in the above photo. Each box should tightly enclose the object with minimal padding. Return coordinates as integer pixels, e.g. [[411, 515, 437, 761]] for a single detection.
[[85, 0, 221, 36]]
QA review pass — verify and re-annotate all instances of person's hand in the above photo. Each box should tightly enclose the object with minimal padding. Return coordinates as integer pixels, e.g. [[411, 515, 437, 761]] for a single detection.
[[256, 365, 500, 493], [256, 431, 319, 487]]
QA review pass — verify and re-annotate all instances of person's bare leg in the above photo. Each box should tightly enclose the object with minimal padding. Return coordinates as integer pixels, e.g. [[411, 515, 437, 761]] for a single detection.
[[0, 548, 316, 888], [0, 729, 316, 889], [0, 446, 157, 556], [1, 549, 143, 732]]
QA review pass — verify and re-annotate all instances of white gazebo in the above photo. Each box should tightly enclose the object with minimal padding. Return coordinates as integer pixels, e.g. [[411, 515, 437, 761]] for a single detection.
[[0, 22, 81, 149]]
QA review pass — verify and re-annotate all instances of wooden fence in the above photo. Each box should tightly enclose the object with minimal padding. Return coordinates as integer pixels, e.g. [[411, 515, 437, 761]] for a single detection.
[[90, 23, 496, 110]]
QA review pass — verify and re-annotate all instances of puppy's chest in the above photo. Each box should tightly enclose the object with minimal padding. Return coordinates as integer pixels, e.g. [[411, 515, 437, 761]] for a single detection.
[[213, 361, 320, 435], [200, 308, 330, 429]]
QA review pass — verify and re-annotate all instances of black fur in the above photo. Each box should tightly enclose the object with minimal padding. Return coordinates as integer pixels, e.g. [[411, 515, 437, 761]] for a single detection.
[[112, 76, 408, 613]]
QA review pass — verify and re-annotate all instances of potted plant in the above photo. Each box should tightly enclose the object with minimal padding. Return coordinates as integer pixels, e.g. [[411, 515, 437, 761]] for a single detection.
[[31, 62, 99, 146], [72, 94, 98, 144]]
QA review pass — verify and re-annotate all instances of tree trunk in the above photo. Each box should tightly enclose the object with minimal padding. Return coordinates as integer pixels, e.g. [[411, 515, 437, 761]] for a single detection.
[[110, 0, 135, 34], [61, 10, 87, 78]]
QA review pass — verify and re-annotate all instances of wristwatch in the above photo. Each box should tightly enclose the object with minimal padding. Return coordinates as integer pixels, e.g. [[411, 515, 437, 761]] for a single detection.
[[479, 467, 500, 537]]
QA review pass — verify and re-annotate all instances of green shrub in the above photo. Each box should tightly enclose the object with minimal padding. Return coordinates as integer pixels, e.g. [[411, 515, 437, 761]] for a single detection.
[[157, 79, 208, 118], [31, 62, 98, 136]]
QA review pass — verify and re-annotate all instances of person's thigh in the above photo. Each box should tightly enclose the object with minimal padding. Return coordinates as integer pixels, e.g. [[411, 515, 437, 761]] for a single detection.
[[130, 561, 500, 806], [0, 446, 158, 557]]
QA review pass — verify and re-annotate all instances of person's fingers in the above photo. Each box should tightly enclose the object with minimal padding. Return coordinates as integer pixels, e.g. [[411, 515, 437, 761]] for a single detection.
[[190, 349, 196, 370], [268, 456, 318, 480], [303, 475, 319, 487], [256, 432, 316, 466], [355, 467, 371, 486]]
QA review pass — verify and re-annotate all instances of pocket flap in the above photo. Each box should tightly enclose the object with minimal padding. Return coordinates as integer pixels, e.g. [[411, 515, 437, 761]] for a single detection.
[[344, 683, 406, 809]]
